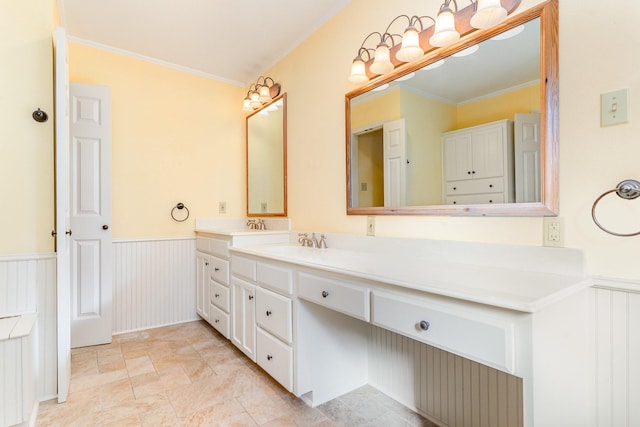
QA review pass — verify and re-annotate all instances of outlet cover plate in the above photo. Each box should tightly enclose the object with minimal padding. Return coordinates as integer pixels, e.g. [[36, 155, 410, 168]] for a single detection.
[[543, 217, 563, 247]]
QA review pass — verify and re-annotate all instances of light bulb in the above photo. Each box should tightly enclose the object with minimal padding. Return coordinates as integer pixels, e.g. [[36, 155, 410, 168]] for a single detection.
[[396, 25, 423, 63], [349, 57, 369, 84], [369, 42, 394, 75], [430, 6, 460, 47], [470, 0, 507, 29]]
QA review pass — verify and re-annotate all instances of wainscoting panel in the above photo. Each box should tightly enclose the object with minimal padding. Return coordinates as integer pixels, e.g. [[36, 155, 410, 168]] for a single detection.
[[0, 254, 58, 401], [593, 278, 640, 427], [368, 326, 523, 427], [112, 238, 198, 334]]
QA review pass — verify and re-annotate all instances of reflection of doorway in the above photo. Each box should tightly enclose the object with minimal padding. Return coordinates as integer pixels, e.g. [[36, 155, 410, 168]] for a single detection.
[[351, 119, 406, 208], [514, 113, 541, 202]]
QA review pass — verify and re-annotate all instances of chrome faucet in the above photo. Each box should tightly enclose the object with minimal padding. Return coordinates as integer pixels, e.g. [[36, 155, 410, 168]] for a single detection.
[[247, 219, 258, 230], [257, 219, 266, 230]]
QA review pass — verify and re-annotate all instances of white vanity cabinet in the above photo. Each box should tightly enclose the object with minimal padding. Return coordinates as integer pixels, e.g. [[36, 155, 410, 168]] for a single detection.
[[195, 230, 289, 339], [196, 235, 231, 337], [232, 255, 295, 390], [442, 119, 514, 205], [229, 240, 592, 427]]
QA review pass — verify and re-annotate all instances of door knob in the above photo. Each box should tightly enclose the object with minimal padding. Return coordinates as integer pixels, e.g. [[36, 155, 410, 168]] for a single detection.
[[102, 225, 109, 230]]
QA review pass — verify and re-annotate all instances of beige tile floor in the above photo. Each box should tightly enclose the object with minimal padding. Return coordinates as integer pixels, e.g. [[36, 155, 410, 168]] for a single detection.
[[36, 320, 436, 427]]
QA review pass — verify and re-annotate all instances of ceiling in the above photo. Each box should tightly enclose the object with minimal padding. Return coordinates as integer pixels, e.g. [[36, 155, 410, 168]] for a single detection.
[[58, 0, 351, 86]]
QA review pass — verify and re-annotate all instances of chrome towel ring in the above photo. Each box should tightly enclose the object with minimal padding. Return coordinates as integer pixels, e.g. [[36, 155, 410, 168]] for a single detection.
[[591, 179, 640, 237], [171, 202, 190, 222]]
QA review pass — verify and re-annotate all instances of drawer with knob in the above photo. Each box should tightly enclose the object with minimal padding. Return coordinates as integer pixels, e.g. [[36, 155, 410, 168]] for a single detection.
[[371, 291, 515, 373], [255, 287, 292, 343], [210, 256, 230, 285], [445, 177, 504, 196], [298, 272, 370, 322], [256, 328, 293, 392], [210, 279, 230, 312], [209, 304, 230, 339], [446, 193, 505, 206]]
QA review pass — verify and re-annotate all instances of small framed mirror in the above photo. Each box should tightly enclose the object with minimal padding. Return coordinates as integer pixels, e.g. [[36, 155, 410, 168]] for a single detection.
[[246, 93, 287, 217], [346, 0, 558, 216]]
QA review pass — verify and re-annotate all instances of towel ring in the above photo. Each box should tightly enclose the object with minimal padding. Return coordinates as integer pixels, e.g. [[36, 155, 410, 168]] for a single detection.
[[171, 202, 190, 222], [591, 179, 640, 237]]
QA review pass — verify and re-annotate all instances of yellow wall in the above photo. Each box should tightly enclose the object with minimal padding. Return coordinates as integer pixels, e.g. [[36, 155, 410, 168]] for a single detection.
[[4, 0, 640, 281], [456, 83, 541, 129], [0, 0, 54, 255], [356, 130, 384, 207], [401, 89, 455, 205], [264, 0, 640, 280], [68, 43, 245, 238]]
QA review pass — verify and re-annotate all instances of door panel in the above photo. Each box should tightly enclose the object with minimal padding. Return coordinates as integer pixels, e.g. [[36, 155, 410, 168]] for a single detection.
[[54, 26, 71, 403], [515, 113, 541, 202], [69, 82, 112, 348], [383, 118, 406, 207]]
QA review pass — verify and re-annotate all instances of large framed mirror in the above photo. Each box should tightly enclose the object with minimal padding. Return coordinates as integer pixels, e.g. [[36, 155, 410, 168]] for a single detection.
[[346, 0, 558, 216], [247, 93, 287, 217]]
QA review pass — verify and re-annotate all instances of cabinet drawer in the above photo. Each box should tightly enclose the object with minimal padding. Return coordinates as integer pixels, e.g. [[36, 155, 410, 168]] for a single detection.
[[210, 256, 230, 285], [372, 291, 514, 373], [256, 328, 293, 392], [210, 280, 230, 312], [209, 304, 230, 339], [257, 262, 293, 295], [446, 193, 504, 205], [298, 272, 370, 322], [446, 177, 503, 195], [231, 256, 256, 281], [196, 237, 210, 253], [255, 287, 292, 344]]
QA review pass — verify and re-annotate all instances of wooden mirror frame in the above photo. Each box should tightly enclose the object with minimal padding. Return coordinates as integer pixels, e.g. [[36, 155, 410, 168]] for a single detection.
[[345, 0, 558, 216], [246, 93, 288, 217]]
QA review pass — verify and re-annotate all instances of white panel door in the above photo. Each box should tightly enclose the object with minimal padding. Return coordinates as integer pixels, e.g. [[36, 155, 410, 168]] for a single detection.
[[443, 133, 473, 182], [54, 26, 71, 403], [69, 82, 112, 348], [383, 119, 406, 207], [471, 124, 504, 179], [514, 113, 541, 202], [232, 278, 256, 361]]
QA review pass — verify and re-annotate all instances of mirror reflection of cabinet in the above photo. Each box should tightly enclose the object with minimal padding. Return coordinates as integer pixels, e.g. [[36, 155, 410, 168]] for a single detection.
[[246, 94, 287, 217], [442, 119, 514, 205]]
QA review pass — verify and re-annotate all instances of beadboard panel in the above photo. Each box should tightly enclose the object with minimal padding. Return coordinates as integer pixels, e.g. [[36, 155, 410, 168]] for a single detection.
[[0, 254, 58, 401], [592, 278, 640, 427], [368, 325, 523, 427], [112, 238, 198, 334]]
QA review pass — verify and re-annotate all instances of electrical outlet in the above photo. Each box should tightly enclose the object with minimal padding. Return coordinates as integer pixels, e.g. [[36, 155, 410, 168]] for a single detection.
[[367, 216, 375, 236], [218, 201, 226, 214], [543, 217, 563, 247], [261, 202, 267, 213]]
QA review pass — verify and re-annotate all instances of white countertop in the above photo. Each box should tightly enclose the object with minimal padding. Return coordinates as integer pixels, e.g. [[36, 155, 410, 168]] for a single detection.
[[196, 228, 290, 237], [230, 242, 592, 313]]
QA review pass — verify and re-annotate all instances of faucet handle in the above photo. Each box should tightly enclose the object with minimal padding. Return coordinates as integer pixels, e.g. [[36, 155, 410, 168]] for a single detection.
[[319, 234, 328, 249]]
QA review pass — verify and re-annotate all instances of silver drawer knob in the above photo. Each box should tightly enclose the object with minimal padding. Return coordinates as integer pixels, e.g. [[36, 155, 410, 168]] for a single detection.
[[267, 354, 273, 361], [322, 291, 329, 298], [418, 320, 430, 331], [266, 310, 272, 317]]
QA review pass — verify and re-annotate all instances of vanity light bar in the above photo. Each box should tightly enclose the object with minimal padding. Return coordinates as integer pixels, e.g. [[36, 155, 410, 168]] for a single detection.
[[349, 0, 521, 85]]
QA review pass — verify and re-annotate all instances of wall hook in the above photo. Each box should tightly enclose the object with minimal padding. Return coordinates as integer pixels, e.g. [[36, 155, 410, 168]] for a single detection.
[[32, 108, 48, 123]]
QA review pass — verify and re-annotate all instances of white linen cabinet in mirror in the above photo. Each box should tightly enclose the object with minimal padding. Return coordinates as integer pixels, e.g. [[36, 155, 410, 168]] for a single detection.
[[441, 119, 514, 205]]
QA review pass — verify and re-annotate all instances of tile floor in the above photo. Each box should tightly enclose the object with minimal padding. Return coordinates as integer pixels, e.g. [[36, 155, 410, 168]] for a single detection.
[[36, 320, 437, 426]]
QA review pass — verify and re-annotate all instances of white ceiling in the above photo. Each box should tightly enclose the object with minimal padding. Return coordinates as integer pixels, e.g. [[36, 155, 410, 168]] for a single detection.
[[58, 0, 351, 86]]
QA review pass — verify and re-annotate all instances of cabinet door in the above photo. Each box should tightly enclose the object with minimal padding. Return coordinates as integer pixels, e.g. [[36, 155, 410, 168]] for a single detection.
[[196, 251, 210, 322], [471, 125, 504, 179], [443, 133, 473, 182], [231, 278, 256, 361]]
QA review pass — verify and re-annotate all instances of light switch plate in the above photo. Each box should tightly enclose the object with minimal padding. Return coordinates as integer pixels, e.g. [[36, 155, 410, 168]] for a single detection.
[[601, 89, 629, 127]]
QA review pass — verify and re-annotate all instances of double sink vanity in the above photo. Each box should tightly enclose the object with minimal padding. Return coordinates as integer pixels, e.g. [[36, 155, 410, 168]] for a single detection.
[[195, 218, 592, 427]]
